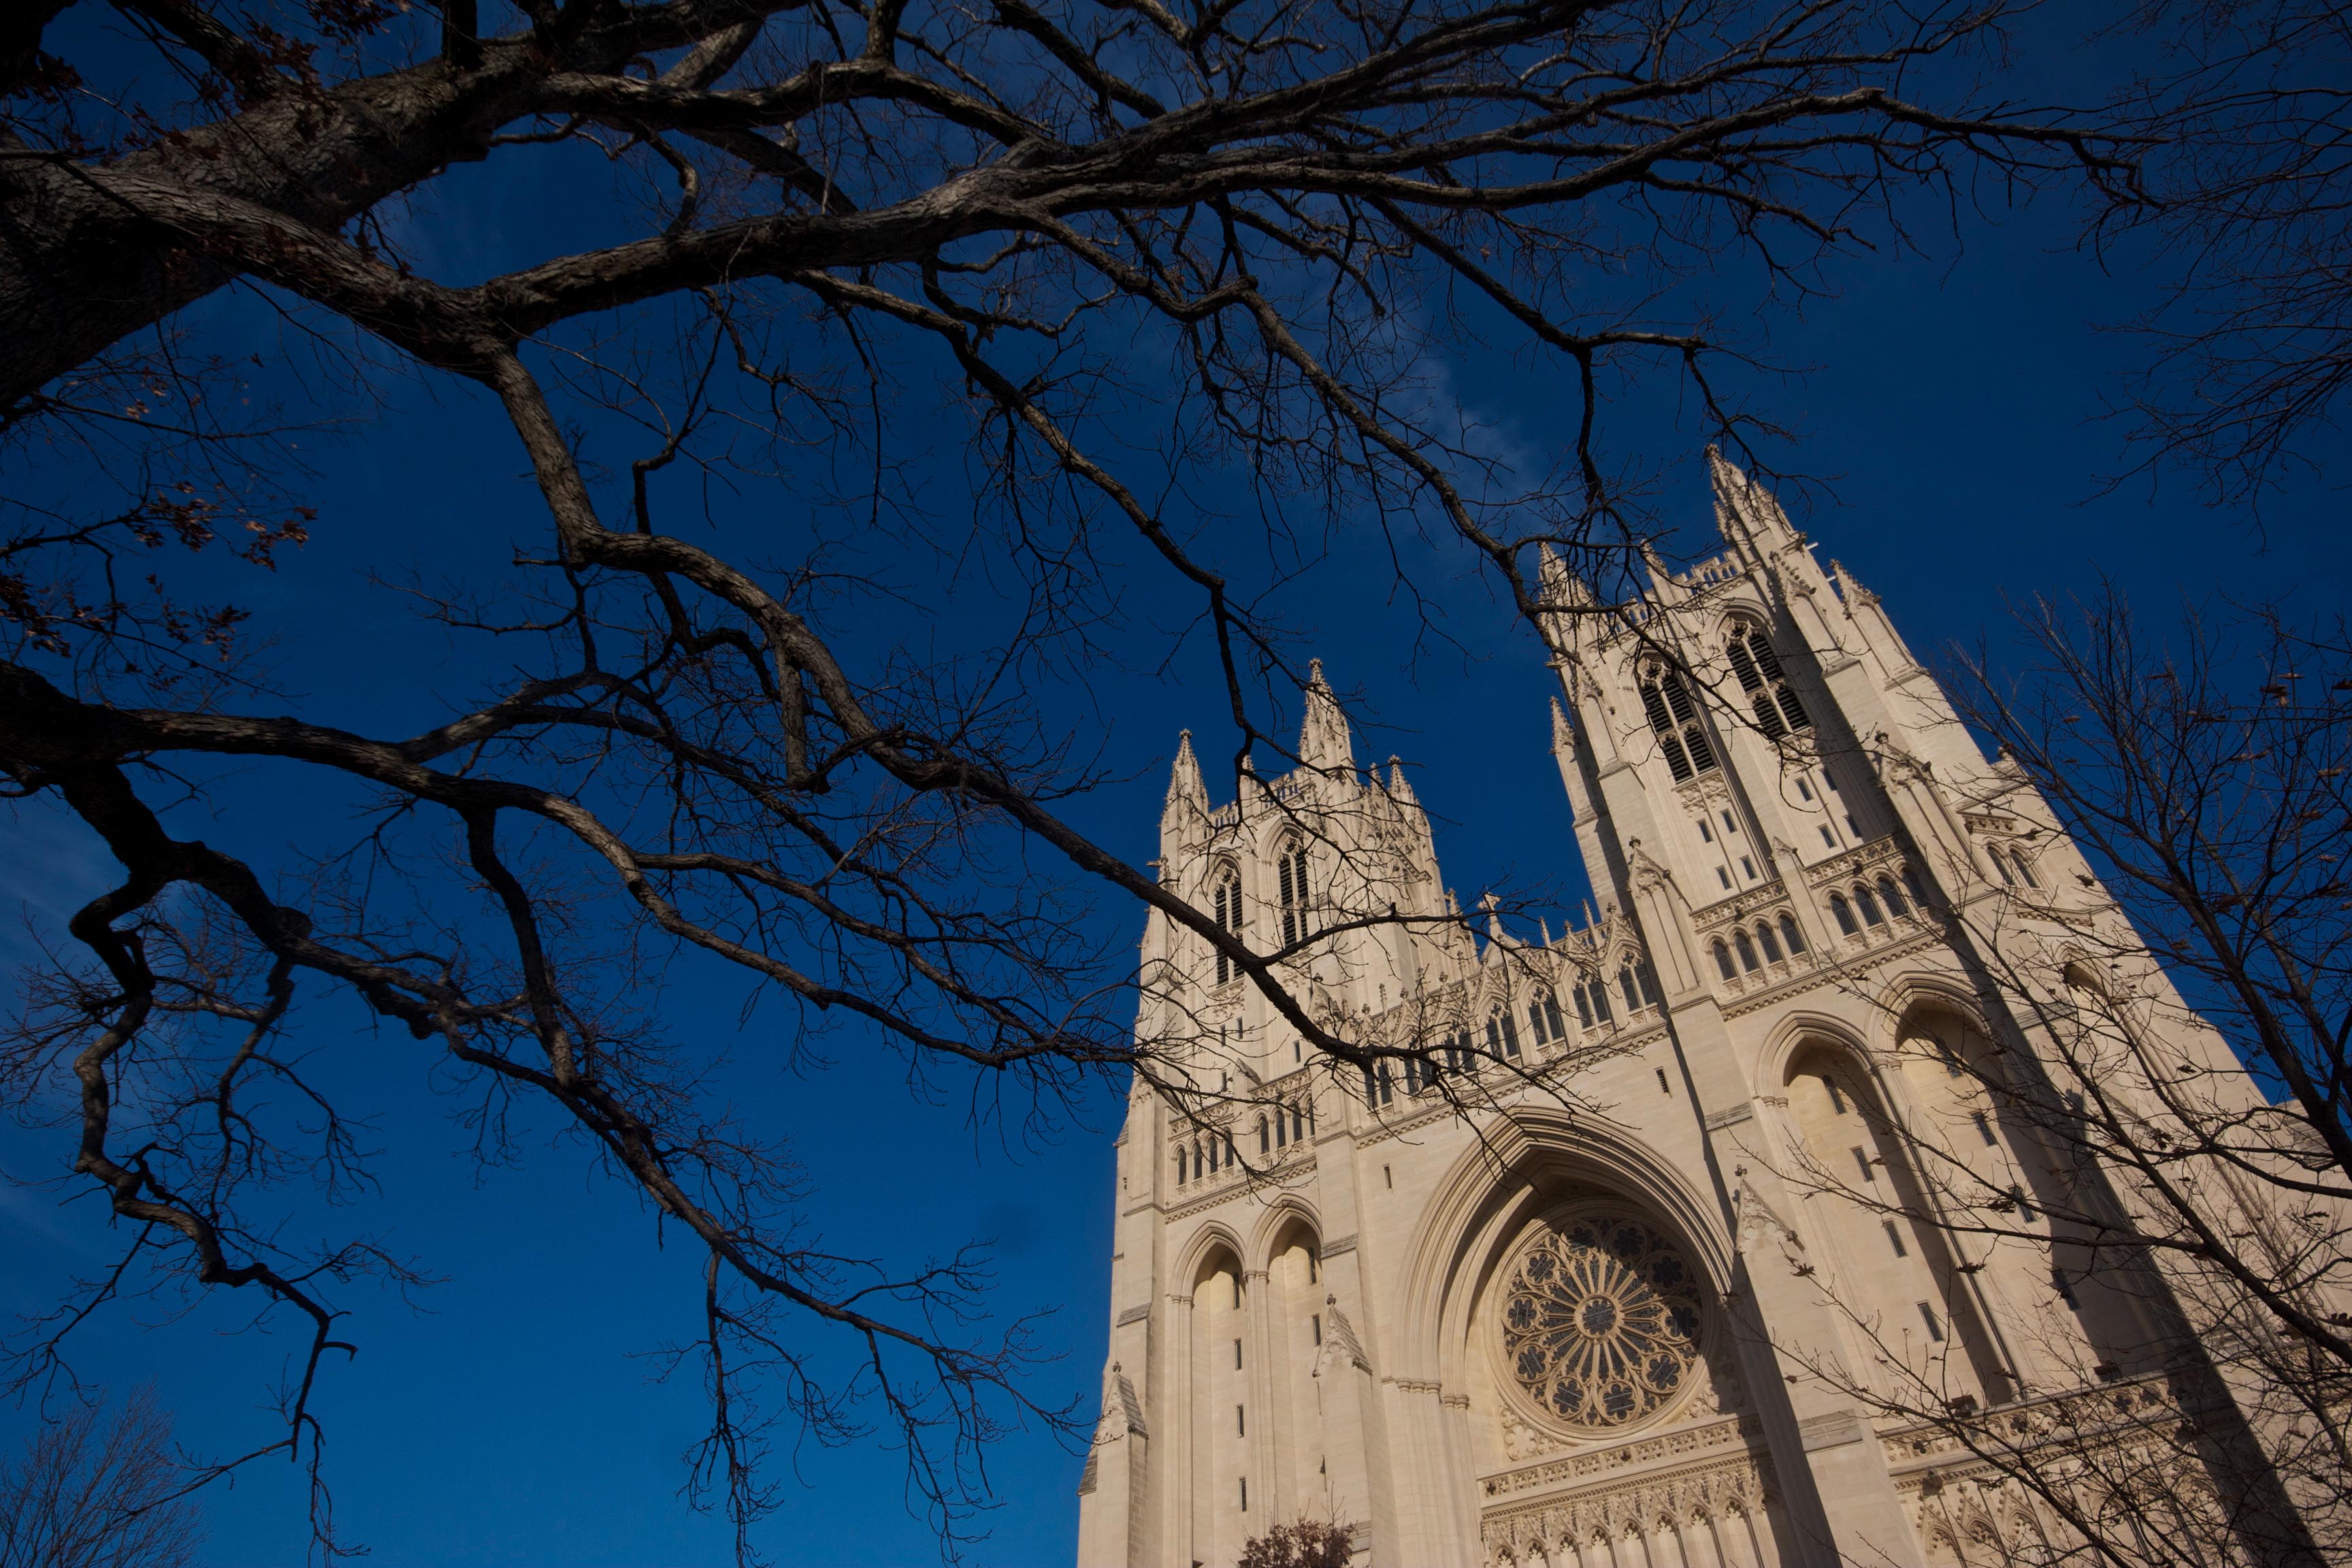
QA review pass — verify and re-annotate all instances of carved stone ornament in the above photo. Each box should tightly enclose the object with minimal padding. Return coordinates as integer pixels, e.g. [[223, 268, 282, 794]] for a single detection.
[[1493, 1209, 1706, 1439], [1482, 1450, 1777, 1563], [1624, 840, 1676, 897]]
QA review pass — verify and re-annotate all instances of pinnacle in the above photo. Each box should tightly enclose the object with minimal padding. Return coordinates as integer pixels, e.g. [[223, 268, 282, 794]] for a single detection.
[[1298, 657, 1354, 771], [1163, 727, 1207, 811]]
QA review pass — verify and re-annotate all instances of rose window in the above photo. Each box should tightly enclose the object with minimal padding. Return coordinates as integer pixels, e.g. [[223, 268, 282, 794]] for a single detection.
[[1498, 1213, 1703, 1433]]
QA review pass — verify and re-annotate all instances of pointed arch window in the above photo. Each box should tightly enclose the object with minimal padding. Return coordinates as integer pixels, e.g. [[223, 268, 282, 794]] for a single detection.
[[1488, 1008, 1521, 1060], [1591, 979, 1615, 1024], [1276, 839, 1313, 947], [1734, 930, 1760, 973], [1211, 869, 1243, 983], [1878, 876, 1908, 918], [1528, 990, 1566, 1046], [1855, 883, 1885, 926], [1779, 912, 1807, 956], [1725, 621, 1812, 740], [1637, 666, 1717, 783], [1757, 922, 1783, 963], [1829, 893, 1857, 935], [1713, 940, 1736, 981]]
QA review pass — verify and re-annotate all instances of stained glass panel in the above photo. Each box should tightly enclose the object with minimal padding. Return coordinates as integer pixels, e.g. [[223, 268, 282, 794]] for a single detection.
[[1499, 1213, 1703, 1433]]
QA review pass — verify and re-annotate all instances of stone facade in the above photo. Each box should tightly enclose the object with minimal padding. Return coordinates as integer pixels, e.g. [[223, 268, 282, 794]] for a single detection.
[[1073, 453, 2302, 1567]]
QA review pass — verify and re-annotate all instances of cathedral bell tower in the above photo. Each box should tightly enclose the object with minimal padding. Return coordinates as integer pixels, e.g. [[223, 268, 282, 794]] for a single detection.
[[1075, 452, 2302, 1568]]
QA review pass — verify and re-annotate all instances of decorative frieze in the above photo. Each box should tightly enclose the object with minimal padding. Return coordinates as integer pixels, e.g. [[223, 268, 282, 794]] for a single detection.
[[1691, 877, 1794, 930], [1880, 1371, 2182, 1484], [1880, 1374, 2219, 1568], [1803, 834, 1910, 889], [1162, 1154, 1317, 1221], [1483, 1415, 1757, 1499], [1480, 1446, 1778, 1563]]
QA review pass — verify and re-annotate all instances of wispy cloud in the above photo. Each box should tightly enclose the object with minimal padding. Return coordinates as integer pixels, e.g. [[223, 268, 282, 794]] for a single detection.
[[0, 799, 118, 971]]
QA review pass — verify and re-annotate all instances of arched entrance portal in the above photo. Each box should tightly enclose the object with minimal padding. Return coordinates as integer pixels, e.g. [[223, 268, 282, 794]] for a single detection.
[[1470, 1199, 1785, 1568], [1392, 1119, 1793, 1568]]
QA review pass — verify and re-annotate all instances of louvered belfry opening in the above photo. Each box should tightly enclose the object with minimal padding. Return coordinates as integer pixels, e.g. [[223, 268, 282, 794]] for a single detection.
[[1638, 666, 1717, 782], [1726, 624, 1811, 740]]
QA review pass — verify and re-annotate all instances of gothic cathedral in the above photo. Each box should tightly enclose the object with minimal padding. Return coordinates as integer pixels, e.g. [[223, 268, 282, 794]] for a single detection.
[[1073, 453, 2290, 1567]]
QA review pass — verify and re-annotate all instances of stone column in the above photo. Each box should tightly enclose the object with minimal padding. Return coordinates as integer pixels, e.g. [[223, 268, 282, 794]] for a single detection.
[[1161, 1291, 1194, 1568], [1244, 1267, 1277, 1530]]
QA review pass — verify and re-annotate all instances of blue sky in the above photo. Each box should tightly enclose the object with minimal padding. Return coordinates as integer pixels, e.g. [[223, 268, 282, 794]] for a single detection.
[[2, 10, 2347, 1568]]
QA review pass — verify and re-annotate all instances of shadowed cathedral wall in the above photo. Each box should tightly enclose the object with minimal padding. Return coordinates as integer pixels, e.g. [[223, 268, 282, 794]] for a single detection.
[[1074, 454, 2310, 1568]]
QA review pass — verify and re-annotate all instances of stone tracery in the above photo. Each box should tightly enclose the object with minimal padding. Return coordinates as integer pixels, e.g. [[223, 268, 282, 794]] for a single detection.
[[1499, 1211, 1706, 1435]]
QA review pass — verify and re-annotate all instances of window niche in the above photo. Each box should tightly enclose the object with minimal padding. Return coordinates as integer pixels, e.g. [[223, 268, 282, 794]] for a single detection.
[[1638, 664, 1718, 783], [1725, 620, 1812, 740]]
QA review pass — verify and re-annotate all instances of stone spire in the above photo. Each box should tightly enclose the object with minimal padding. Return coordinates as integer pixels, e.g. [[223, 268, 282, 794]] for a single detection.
[[1536, 542, 1594, 609], [1535, 542, 1603, 663], [1639, 538, 1686, 606], [1164, 728, 1206, 813], [1385, 756, 1420, 812], [1707, 444, 1796, 554], [1299, 658, 1355, 774], [1480, 891, 1508, 952], [1828, 559, 1877, 606], [1161, 730, 1209, 858]]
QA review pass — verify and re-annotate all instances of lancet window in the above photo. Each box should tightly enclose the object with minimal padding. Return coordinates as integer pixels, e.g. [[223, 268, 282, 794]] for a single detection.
[[1780, 911, 1806, 955], [1211, 868, 1243, 984], [1275, 838, 1312, 947], [1725, 620, 1811, 740], [1571, 975, 1613, 1028], [1990, 843, 2041, 889], [1405, 1050, 1441, 1094], [1878, 875, 1909, 917], [1441, 1028, 1475, 1077], [1637, 665, 1717, 783], [1526, 989, 1567, 1046], [1486, 1007, 1521, 1060]]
